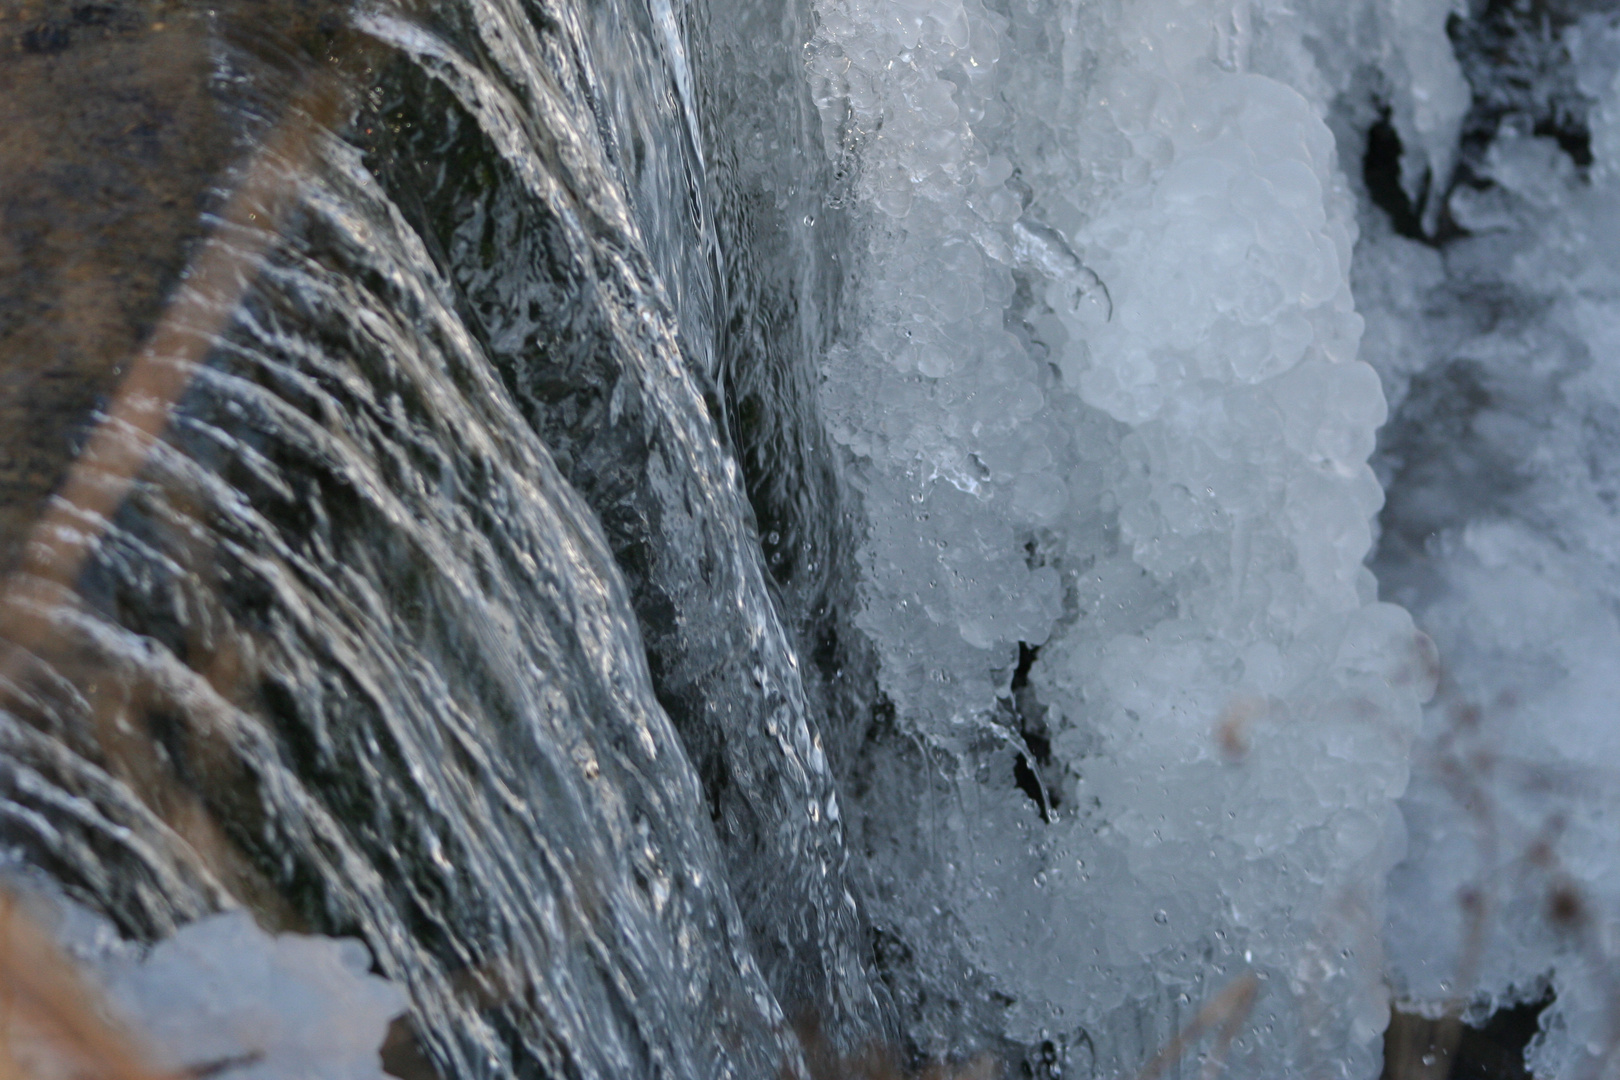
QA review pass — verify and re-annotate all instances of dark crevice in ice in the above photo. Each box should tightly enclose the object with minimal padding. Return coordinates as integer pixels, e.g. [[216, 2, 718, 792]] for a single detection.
[[1011, 752, 1049, 823], [1008, 641, 1059, 821], [1381, 989, 1553, 1080], [1363, 105, 1434, 243], [1456, 990, 1555, 1079]]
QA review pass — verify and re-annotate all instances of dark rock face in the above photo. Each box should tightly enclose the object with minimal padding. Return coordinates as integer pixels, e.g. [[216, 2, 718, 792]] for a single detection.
[[0, 0, 353, 572], [0, 1, 227, 570]]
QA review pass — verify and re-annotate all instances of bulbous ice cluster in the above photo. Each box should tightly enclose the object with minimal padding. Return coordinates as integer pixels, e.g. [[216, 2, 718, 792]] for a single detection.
[[810, 0, 1439, 1073], [809, 0, 1063, 725]]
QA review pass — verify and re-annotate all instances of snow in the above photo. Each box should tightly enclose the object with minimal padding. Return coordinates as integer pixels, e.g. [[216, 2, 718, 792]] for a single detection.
[[1364, 10, 1620, 1073], [8, 882, 405, 1080]]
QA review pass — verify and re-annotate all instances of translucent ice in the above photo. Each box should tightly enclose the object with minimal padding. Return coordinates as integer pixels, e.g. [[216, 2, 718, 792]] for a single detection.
[[810, 0, 1437, 1073]]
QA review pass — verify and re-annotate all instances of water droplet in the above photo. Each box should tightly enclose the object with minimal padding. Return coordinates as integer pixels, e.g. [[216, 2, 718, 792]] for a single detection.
[[1154, 910, 1170, 925], [803, 214, 816, 227]]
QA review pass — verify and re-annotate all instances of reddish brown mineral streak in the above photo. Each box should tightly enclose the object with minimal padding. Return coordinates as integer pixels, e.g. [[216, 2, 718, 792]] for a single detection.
[[0, 69, 346, 675], [0, 43, 356, 938]]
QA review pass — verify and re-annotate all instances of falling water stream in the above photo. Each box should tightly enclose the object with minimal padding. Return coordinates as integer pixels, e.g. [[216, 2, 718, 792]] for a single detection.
[[11, 0, 1620, 1078], [0, 0, 884, 1077]]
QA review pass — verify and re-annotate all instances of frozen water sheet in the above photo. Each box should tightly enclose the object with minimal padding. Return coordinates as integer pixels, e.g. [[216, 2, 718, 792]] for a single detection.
[[811, 0, 1437, 1073]]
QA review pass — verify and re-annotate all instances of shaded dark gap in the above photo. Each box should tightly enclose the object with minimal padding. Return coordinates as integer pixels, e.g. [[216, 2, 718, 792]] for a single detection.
[[1012, 753, 1048, 823], [1447, 0, 1596, 173], [1381, 991, 1553, 1080], [1010, 640, 1037, 693], [1363, 0, 1600, 246], [1364, 105, 1432, 243], [1534, 115, 1592, 168], [1008, 642, 1057, 821]]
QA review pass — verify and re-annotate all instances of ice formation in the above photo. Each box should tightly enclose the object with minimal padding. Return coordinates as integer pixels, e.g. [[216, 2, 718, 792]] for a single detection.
[[807, 0, 1620, 1069], [99, 913, 405, 1080], [806, 0, 1456, 1074], [10, 0, 1620, 1075]]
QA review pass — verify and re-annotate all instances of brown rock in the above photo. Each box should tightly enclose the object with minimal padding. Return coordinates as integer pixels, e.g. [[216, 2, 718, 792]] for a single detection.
[[0, 0, 229, 570], [0, 0, 350, 572]]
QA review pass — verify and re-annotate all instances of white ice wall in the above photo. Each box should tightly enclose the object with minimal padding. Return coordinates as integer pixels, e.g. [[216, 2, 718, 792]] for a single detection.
[[810, 0, 1448, 1074]]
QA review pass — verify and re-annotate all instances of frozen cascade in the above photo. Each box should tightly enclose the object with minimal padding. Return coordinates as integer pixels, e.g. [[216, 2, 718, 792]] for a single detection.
[[7, 0, 1620, 1077], [807, 0, 1466, 1074]]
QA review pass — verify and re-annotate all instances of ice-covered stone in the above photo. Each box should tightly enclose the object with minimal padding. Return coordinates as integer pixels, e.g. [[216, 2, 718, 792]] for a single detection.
[[100, 911, 406, 1080]]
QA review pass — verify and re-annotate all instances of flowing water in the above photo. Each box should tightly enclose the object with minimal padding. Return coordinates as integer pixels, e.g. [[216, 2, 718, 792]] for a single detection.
[[10, 0, 1620, 1078], [0, 0, 885, 1076]]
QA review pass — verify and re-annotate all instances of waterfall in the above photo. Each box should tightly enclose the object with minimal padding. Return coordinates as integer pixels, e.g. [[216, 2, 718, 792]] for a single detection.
[[0, 0, 881, 1076], [5, 0, 1620, 1078]]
